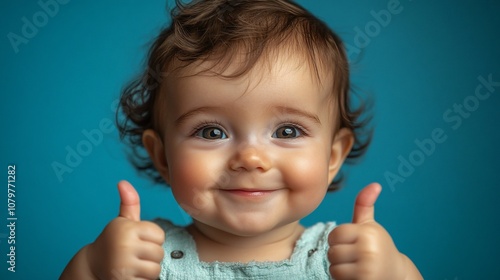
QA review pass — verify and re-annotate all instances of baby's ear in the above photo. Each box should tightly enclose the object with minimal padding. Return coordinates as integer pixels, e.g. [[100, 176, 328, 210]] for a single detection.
[[328, 128, 354, 183], [142, 129, 170, 183]]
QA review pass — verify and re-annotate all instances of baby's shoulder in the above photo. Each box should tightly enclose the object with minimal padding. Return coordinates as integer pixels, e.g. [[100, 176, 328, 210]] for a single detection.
[[295, 222, 336, 255], [152, 218, 187, 238], [152, 218, 176, 230]]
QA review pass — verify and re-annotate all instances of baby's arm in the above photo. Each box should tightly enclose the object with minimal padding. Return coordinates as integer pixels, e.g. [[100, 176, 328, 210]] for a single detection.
[[328, 183, 423, 280], [60, 245, 95, 279], [60, 181, 165, 280]]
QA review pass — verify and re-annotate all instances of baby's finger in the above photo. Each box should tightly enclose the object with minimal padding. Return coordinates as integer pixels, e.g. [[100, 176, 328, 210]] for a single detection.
[[138, 221, 166, 245], [329, 263, 356, 280], [134, 259, 162, 280], [328, 224, 359, 245], [136, 242, 165, 263], [328, 244, 357, 265], [352, 183, 382, 224], [118, 180, 142, 222]]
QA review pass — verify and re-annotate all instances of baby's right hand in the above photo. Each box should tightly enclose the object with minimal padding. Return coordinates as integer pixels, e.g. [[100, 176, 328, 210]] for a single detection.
[[87, 180, 165, 280]]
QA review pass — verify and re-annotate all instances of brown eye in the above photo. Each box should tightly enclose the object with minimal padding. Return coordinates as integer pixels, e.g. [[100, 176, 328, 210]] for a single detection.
[[273, 126, 300, 138], [196, 127, 227, 139]]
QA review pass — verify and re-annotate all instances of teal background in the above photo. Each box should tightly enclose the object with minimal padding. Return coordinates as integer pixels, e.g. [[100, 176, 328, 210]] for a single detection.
[[1, 0, 499, 279]]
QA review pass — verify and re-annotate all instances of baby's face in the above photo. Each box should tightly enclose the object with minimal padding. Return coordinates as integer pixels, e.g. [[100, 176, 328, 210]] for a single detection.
[[156, 53, 348, 236]]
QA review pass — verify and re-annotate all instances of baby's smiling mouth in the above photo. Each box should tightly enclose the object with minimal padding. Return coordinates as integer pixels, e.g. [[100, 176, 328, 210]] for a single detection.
[[220, 188, 279, 197], [217, 174, 284, 198]]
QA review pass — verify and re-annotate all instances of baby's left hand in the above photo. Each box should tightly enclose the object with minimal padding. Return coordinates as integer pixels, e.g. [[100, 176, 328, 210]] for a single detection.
[[328, 183, 413, 280]]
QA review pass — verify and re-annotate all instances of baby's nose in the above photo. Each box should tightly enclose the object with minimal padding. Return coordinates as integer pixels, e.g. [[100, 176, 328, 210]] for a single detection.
[[228, 144, 271, 172]]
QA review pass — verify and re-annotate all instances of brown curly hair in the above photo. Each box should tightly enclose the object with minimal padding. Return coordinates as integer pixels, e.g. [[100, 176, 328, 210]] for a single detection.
[[117, 0, 372, 191]]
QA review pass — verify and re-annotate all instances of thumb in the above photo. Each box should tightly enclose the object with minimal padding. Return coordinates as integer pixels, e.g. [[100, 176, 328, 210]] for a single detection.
[[352, 182, 382, 224], [117, 180, 141, 221]]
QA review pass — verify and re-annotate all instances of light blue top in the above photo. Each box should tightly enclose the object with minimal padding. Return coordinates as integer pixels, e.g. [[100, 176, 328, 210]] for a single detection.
[[154, 219, 336, 279]]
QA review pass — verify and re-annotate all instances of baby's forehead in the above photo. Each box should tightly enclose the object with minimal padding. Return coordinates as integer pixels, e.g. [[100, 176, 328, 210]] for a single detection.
[[157, 52, 338, 129], [169, 46, 335, 93]]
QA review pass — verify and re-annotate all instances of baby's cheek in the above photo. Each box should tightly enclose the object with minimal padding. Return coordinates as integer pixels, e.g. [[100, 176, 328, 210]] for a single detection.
[[281, 154, 329, 208], [169, 155, 216, 211]]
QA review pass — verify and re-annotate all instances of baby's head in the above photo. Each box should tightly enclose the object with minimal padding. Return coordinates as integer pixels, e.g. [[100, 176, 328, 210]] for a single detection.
[[118, 0, 371, 233], [118, 0, 370, 190]]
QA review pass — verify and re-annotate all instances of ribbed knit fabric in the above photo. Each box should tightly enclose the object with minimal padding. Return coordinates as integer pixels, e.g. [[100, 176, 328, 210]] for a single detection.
[[154, 219, 335, 279]]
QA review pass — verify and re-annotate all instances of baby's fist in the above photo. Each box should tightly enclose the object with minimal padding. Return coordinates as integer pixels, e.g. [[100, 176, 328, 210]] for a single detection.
[[88, 181, 165, 279], [327, 183, 406, 279]]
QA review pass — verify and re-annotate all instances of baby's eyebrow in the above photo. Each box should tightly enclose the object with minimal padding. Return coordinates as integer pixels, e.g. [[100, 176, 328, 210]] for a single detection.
[[272, 106, 321, 125], [175, 105, 321, 126], [175, 106, 218, 126]]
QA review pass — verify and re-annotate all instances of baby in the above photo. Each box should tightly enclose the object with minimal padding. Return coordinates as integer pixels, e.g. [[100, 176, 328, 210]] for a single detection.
[[61, 0, 422, 279]]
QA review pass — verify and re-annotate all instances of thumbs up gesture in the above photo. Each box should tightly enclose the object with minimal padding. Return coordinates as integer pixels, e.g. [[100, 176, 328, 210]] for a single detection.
[[86, 181, 165, 279], [328, 183, 421, 280]]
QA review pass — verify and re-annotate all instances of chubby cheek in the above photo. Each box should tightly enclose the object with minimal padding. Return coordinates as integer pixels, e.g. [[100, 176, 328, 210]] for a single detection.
[[280, 148, 330, 212], [166, 147, 225, 215]]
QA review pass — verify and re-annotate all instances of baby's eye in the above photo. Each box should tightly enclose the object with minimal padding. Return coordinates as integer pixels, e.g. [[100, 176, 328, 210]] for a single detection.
[[196, 127, 227, 140], [272, 126, 302, 139]]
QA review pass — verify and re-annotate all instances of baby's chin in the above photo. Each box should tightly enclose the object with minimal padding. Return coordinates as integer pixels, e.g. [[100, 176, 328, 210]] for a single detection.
[[193, 215, 302, 239], [221, 223, 278, 237]]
